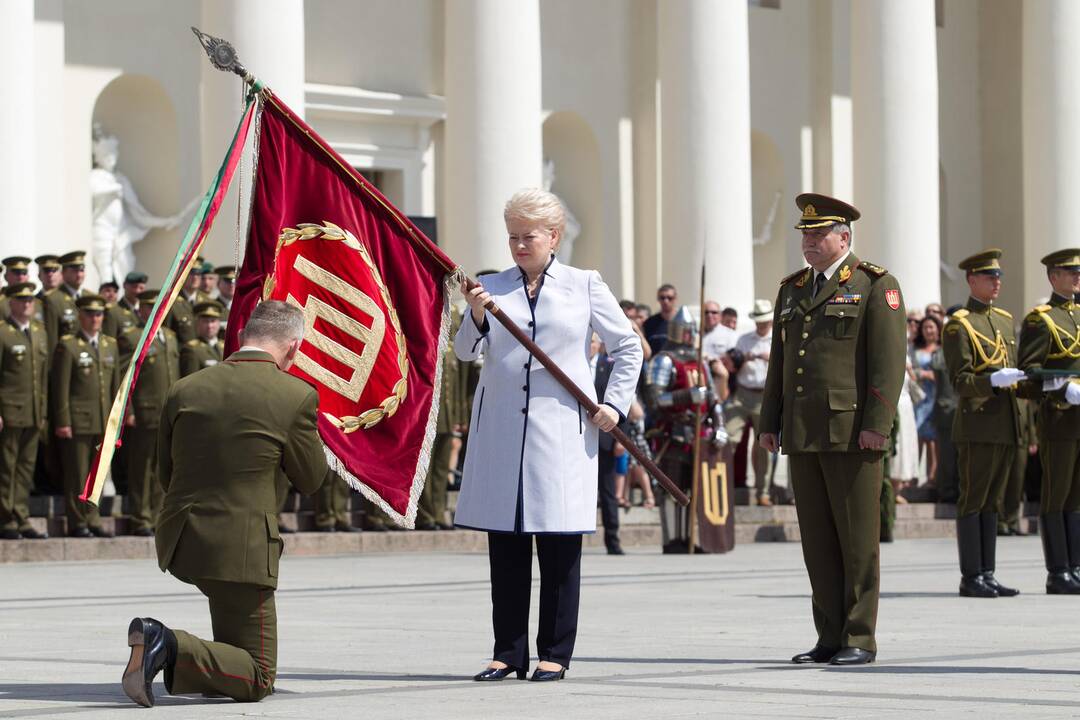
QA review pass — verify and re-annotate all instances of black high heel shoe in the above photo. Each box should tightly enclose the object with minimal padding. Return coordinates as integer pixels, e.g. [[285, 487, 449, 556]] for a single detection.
[[473, 665, 527, 681], [529, 667, 566, 682]]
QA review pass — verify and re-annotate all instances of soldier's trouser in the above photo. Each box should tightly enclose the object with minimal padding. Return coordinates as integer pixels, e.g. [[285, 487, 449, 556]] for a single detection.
[[0, 426, 39, 532], [997, 446, 1028, 531], [880, 475, 896, 542], [126, 426, 162, 532], [956, 443, 1016, 517], [1039, 438, 1080, 514], [417, 433, 452, 527], [315, 472, 351, 528], [60, 435, 102, 530], [789, 452, 882, 653], [168, 580, 276, 702], [724, 388, 769, 498]]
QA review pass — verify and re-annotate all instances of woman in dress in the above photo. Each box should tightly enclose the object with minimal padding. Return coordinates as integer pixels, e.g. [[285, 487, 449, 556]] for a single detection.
[[455, 188, 643, 682], [911, 315, 942, 484]]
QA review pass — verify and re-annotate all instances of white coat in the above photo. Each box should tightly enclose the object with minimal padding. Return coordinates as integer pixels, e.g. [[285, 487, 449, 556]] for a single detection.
[[453, 259, 643, 533]]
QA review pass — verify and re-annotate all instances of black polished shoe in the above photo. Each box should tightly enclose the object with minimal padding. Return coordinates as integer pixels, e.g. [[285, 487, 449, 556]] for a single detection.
[[123, 617, 177, 707], [982, 573, 1019, 597], [473, 665, 527, 681], [606, 544, 625, 556], [19, 527, 48, 540], [277, 524, 295, 534], [315, 525, 335, 533], [436, 522, 455, 531], [828, 648, 876, 666], [959, 574, 998, 598], [89, 526, 114, 538], [529, 666, 566, 682], [69, 527, 93, 538], [791, 645, 838, 664], [416, 523, 438, 531], [1046, 571, 1080, 594], [132, 528, 154, 538], [0, 529, 20, 540], [335, 524, 362, 533]]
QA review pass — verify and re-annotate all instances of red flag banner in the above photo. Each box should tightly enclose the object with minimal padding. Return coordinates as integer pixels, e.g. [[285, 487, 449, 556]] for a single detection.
[[229, 93, 457, 527]]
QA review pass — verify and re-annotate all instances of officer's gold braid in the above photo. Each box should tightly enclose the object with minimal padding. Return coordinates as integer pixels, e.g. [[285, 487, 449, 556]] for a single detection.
[[953, 315, 1008, 371], [1036, 309, 1080, 360]]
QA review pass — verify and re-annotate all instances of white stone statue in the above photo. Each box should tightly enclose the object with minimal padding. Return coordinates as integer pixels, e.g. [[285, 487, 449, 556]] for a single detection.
[[543, 158, 582, 265], [90, 123, 195, 283]]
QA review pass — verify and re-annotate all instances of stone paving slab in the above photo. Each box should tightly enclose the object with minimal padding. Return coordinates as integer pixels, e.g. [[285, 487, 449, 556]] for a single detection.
[[0, 536, 1077, 718]]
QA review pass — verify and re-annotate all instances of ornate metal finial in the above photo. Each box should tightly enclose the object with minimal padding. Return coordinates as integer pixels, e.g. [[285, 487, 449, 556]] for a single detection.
[[191, 26, 252, 83]]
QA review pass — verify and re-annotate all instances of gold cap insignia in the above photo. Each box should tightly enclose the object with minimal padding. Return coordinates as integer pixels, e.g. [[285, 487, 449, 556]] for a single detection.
[[803, 204, 817, 218]]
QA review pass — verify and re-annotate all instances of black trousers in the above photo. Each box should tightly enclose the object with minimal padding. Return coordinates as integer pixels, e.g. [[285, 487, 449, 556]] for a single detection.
[[597, 448, 620, 550], [487, 532, 582, 669]]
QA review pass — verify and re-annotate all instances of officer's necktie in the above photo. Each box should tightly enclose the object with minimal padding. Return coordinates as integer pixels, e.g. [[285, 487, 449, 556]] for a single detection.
[[813, 271, 826, 298]]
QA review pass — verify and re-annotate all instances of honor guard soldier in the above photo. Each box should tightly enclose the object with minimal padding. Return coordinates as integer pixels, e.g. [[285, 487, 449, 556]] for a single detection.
[[0, 283, 50, 539], [43, 251, 91, 351], [119, 289, 180, 535], [103, 271, 146, 339], [1018, 248, 1080, 594], [642, 305, 731, 554], [759, 193, 907, 666], [49, 294, 120, 537], [166, 264, 204, 344], [942, 249, 1024, 598], [180, 301, 225, 376], [0, 256, 32, 319]]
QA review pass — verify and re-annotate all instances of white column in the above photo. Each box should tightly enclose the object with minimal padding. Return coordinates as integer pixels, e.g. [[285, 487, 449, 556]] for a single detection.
[[199, 0, 305, 265], [851, 0, 940, 309], [658, 0, 753, 311], [443, 0, 543, 275], [0, 0, 36, 262], [1023, 0, 1080, 304]]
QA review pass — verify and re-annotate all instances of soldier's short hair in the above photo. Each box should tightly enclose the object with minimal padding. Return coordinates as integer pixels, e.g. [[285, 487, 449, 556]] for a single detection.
[[242, 300, 304, 345], [832, 222, 853, 246]]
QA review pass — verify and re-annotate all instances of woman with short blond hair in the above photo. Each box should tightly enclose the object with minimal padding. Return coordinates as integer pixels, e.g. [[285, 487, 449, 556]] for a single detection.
[[456, 188, 643, 682]]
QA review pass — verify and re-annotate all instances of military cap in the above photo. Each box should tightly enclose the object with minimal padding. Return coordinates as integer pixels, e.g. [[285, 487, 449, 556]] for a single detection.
[[3, 282, 36, 299], [1041, 248, 1080, 271], [794, 193, 861, 230], [194, 300, 226, 319], [214, 265, 237, 282], [201, 262, 217, 275], [2, 256, 31, 272], [59, 251, 87, 267], [34, 254, 61, 269], [75, 294, 107, 313], [124, 271, 149, 284], [137, 289, 161, 305], [189, 261, 205, 276], [958, 248, 1003, 277]]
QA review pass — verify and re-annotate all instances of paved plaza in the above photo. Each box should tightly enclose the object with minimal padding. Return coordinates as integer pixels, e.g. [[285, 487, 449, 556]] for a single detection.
[[0, 536, 1077, 719]]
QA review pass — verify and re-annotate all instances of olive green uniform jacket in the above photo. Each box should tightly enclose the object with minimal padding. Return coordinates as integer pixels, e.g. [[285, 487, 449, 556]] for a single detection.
[[1018, 293, 1080, 441], [42, 287, 87, 352], [0, 317, 49, 531], [179, 337, 223, 377], [155, 349, 329, 588], [165, 291, 200, 345], [102, 298, 139, 339]]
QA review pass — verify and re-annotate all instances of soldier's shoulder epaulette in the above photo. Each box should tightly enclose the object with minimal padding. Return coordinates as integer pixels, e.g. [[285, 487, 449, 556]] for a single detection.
[[952, 308, 970, 319], [780, 267, 810, 286], [185, 338, 200, 347], [857, 261, 888, 278], [59, 334, 75, 344], [992, 307, 1013, 319], [1032, 304, 1052, 314]]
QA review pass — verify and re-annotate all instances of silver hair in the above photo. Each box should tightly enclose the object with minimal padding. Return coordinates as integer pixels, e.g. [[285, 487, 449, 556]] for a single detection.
[[241, 300, 304, 345], [832, 222, 853, 247]]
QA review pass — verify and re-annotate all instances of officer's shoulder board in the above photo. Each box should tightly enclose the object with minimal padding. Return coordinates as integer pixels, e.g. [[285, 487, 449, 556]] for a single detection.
[[952, 308, 970, 319], [1025, 304, 1053, 324], [780, 267, 810, 286], [857, 261, 888, 278], [185, 338, 200, 347], [991, 307, 1013, 319], [945, 310, 968, 334]]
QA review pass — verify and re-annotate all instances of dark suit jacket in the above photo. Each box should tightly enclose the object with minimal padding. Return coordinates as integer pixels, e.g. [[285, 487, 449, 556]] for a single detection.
[[595, 352, 616, 452], [155, 349, 329, 588]]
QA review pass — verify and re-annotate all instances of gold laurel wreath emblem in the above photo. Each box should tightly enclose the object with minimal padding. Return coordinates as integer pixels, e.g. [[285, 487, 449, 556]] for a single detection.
[[264, 221, 409, 433]]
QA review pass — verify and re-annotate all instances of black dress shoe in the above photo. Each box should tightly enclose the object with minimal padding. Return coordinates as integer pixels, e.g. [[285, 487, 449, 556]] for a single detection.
[[315, 525, 335, 533], [791, 645, 838, 664], [473, 665, 527, 681], [277, 524, 295, 534], [829, 648, 875, 665], [19, 528, 48, 540], [132, 528, 154, 538], [89, 526, 114, 538], [606, 545, 626, 555], [123, 617, 177, 707], [529, 667, 566, 681], [959, 574, 998, 598], [416, 523, 437, 531], [982, 573, 1019, 597], [436, 522, 455, 531], [0, 529, 20, 540], [69, 527, 93, 538], [335, 524, 362, 533], [1046, 571, 1080, 594]]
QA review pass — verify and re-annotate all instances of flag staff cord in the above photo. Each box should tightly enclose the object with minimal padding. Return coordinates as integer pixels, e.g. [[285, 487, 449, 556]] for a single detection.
[[191, 27, 689, 508]]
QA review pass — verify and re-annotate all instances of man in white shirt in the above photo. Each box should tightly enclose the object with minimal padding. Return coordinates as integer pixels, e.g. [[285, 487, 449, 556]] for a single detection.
[[703, 301, 737, 402], [725, 299, 774, 505]]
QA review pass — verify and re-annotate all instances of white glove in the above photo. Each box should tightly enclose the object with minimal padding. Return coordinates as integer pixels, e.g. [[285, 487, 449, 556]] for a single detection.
[[1044, 377, 1068, 392], [1066, 382, 1080, 406], [990, 368, 1026, 388]]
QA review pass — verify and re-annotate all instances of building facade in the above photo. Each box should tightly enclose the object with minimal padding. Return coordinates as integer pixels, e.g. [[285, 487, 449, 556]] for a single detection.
[[0, 0, 1070, 316]]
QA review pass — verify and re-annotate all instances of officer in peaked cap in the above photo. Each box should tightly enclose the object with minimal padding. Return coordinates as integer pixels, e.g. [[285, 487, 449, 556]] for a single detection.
[[1018, 248, 1080, 594], [942, 249, 1024, 598], [759, 193, 907, 665], [180, 301, 225, 377], [42, 251, 91, 351]]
